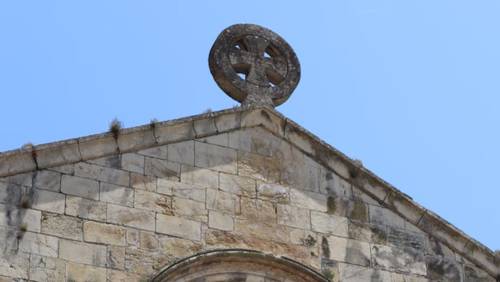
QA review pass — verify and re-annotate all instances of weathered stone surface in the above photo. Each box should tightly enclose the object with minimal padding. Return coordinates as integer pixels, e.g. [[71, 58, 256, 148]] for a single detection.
[[168, 141, 194, 165], [281, 149, 320, 192], [34, 170, 61, 192], [29, 255, 65, 282], [107, 204, 155, 231], [348, 221, 388, 245], [290, 189, 327, 212], [138, 145, 168, 160], [144, 157, 180, 179], [219, 173, 256, 197], [106, 245, 125, 270], [155, 121, 195, 145], [84, 221, 126, 246], [0, 252, 29, 279], [228, 127, 283, 157], [19, 232, 58, 257], [0, 150, 36, 177], [130, 173, 156, 192], [78, 135, 117, 161], [60, 240, 107, 266], [338, 264, 391, 282], [66, 262, 106, 282], [198, 133, 229, 147], [139, 231, 159, 250], [181, 165, 219, 189], [32, 189, 65, 214], [0, 205, 42, 232], [311, 211, 348, 237], [169, 180, 206, 202], [116, 127, 156, 153], [120, 153, 145, 174], [41, 213, 82, 240], [156, 214, 201, 241], [324, 236, 370, 266], [172, 197, 207, 222], [214, 111, 241, 132], [206, 189, 241, 214], [238, 151, 280, 183], [65, 195, 107, 221], [75, 162, 129, 187], [463, 264, 496, 282], [36, 140, 81, 169], [371, 244, 426, 275], [61, 175, 99, 201], [257, 183, 289, 202], [277, 204, 310, 229], [135, 190, 172, 215], [369, 204, 405, 229], [208, 210, 233, 231], [387, 227, 426, 251], [426, 255, 463, 281], [193, 116, 217, 138], [194, 141, 237, 173], [100, 182, 134, 207], [159, 236, 202, 258]]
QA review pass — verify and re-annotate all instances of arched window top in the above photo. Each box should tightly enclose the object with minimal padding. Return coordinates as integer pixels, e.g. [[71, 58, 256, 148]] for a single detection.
[[152, 249, 329, 282]]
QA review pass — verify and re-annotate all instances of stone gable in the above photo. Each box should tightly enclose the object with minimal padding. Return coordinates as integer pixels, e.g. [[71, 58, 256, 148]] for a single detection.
[[0, 107, 498, 281]]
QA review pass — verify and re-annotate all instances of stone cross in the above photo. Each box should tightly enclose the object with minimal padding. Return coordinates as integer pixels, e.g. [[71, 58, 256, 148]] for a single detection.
[[209, 24, 301, 108]]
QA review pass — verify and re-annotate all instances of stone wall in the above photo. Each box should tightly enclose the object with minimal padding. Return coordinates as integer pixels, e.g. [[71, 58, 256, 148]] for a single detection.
[[0, 110, 497, 281]]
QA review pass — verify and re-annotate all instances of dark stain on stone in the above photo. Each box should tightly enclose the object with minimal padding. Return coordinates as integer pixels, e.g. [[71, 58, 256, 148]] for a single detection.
[[346, 241, 370, 266], [302, 235, 317, 248], [321, 236, 330, 259], [325, 172, 333, 181], [105, 155, 122, 169], [260, 109, 272, 123], [348, 200, 367, 222], [426, 256, 461, 281], [327, 196, 336, 214]]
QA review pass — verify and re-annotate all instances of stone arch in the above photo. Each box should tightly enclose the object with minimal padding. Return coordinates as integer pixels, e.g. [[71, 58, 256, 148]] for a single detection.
[[151, 249, 329, 282]]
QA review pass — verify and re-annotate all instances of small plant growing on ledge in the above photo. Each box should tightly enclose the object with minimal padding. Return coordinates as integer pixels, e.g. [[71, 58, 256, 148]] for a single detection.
[[109, 118, 122, 140]]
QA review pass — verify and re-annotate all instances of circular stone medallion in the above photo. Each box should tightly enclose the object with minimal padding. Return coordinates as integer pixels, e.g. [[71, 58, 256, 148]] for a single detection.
[[209, 24, 301, 107]]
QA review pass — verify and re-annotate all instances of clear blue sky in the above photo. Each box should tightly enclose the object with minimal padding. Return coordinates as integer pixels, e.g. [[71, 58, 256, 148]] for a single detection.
[[1, 1, 499, 250]]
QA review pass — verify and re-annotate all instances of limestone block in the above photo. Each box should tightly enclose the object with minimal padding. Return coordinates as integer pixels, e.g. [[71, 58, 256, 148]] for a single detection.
[[19, 232, 58, 257], [35, 140, 81, 169], [281, 150, 321, 192], [123, 246, 156, 275], [134, 190, 172, 215], [0, 252, 29, 279], [206, 189, 240, 214], [320, 169, 352, 198], [239, 197, 277, 222], [371, 244, 427, 275], [214, 111, 241, 132], [238, 151, 280, 183], [180, 165, 218, 189], [351, 185, 380, 206], [290, 189, 327, 212], [168, 140, 195, 165], [106, 204, 155, 231], [0, 205, 41, 232], [61, 175, 99, 201], [325, 236, 370, 266], [126, 228, 140, 247], [156, 214, 201, 241], [34, 170, 61, 192], [144, 157, 180, 179], [384, 192, 425, 226], [387, 227, 426, 251], [426, 255, 463, 281], [130, 173, 156, 192], [257, 183, 289, 202], [311, 211, 348, 237], [66, 262, 106, 282], [219, 173, 256, 197], [369, 204, 405, 229], [172, 197, 207, 222], [120, 153, 145, 174], [155, 121, 195, 145], [78, 135, 117, 161], [32, 189, 65, 214], [240, 109, 284, 137], [106, 245, 125, 270], [65, 196, 107, 221], [348, 221, 388, 245], [159, 236, 202, 258], [338, 264, 391, 282], [107, 269, 142, 282], [228, 127, 283, 157], [99, 182, 134, 207], [59, 240, 107, 267], [41, 213, 82, 241], [83, 221, 126, 246], [194, 142, 237, 173], [139, 231, 159, 250], [463, 264, 496, 282], [49, 163, 74, 175], [3, 172, 33, 187], [75, 162, 129, 187], [29, 255, 65, 282], [116, 127, 156, 153], [208, 210, 233, 231], [277, 204, 310, 229], [0, 150, 36, 177], [138, 145, 168, 160], [194, 116, 218, 138], [197, 133, 229, 147]]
